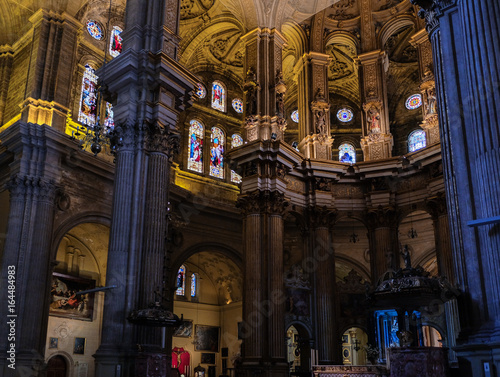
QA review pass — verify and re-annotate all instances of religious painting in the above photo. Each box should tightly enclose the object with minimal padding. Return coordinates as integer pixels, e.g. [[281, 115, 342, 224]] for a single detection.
[[49, 337, 58, 349], [173, 320, 193, 338], [187, 120, 204, 173], [49, 272, 95, 321], [211, 81, 225, 112], [78, 64, 98, 126], [194, 325, 220, 352], [109, 26, 123, 57], [209, 127, 224, 179], [73, 337, 86, 355], [201, 353, 216, 364], [286, 288, 310, 316]]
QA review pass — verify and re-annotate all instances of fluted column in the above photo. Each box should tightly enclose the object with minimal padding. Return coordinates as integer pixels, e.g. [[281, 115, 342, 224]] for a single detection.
[[366, 206, 400, 283], [410, 29, 440, 145], [0, 46, 13, 124], [309, 207, 338, 364]]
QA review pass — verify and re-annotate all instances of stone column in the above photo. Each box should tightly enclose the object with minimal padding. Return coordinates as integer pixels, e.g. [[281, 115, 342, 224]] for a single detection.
[[236, 190, 288, 377], [310, 207, 338, 364], [19, 10, 80, 131], [0, 123, 58, 376], [0, 45, 13, 124], [357, 51, 393, 161], [366, 206, 400, 283], [412, 0, 500, 372], [295, 52, 333, 160], [410, 29, 439, 145], [242, 28, 287, 142]]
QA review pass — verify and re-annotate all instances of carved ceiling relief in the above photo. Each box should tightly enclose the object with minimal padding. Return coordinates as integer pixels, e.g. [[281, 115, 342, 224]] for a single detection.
[[385, 27, 418, 64], [376, 0, 404, 11], [326, 45, 355, 81], [328, 0, 358, 21], [180, 0, 215, 20], [206, 30, 244, 67]]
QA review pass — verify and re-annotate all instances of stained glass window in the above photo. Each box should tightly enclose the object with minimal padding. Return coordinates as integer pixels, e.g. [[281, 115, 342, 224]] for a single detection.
[[405, 94, 422, 110], [86, 20, 103, 40], [109, 26, 123, 57], [191, 273, 197, 297], [339, 143, 356, 163], [196, 83, 206, 99], [337, 108, 354, 122], [176, 265, 186, 296], [408, 129, 426, 152], [291, 110, 299, 123], [188, 120, 204, 173], [232, 98, 243, 113], [78, 64, 98, 126], [231, 134, 243, 184], [104, 102, 114, 129], [211, 81, 226, 112], [210, 127, 225, 179]]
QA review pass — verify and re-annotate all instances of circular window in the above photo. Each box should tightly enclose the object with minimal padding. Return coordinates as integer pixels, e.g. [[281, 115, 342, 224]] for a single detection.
[[196, 83, 206, 99], [86, 20, 104, 40], [405, 94, 422, 110], [291, 110, 299, 123], [232, 98, 244, 113], [337, 108, 353, 122]]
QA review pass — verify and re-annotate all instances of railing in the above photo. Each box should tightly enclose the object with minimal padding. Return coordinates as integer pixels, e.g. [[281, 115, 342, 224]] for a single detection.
[[312, 365, 388, 377]]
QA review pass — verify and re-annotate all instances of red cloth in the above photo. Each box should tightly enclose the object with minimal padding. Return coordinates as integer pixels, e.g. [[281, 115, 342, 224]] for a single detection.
[[172, 347, 190, 376]]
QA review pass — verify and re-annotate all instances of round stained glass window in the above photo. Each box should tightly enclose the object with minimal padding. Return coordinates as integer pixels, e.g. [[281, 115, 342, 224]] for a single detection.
[[405, 94, 422, 110], [196, 83, 206, 99], [232, 98, 244, 113], [291, 110, 299, 123], [337, 108, 353, 122], [86, 20, 104, 40]]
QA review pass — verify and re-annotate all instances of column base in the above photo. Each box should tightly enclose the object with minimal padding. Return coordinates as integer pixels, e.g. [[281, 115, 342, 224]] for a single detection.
[[298, 134, 333, 160]]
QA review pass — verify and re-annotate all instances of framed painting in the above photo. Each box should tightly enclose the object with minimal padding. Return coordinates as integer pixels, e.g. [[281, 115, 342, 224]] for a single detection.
[[286, 288, 310, 316], [201, 353, 216, 364], [173, 320, 193, 337], [74, 337, 86, 355], [194, 325, 220, 352], [49, 337, 58, 349], [50, 272, 95, 321]]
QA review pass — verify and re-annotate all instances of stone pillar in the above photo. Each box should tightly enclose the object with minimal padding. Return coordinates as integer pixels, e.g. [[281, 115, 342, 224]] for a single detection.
[[0, 45, 13, 124], [310, 207, 338, 364], [242, 28, 287, 142], [412, 0, 500, 372], [19, 10, 80, 131], [0, 123, 58, 376], [410, 29, 439, 145], [236, 190, 288, 377], [366, 206, 400, 283], [357, 51, 393, 161], [295, 52, 333, 160]]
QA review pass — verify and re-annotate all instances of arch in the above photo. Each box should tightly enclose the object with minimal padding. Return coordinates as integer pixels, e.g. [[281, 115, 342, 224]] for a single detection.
[[281, 21, 308, 59], [338, 142, 356, 163], [378, 15, 416, 49], [335, 255, 371, 283], [325, 31, 360, 55], [46, 352, 72, 377]]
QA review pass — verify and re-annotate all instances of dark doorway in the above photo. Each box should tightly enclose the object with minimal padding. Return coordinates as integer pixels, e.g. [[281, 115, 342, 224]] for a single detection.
[[47, 355, 67, 377]]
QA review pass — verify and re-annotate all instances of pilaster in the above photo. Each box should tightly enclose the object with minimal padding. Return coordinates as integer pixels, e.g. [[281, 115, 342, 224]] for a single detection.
[[356, 50, 393, 161]]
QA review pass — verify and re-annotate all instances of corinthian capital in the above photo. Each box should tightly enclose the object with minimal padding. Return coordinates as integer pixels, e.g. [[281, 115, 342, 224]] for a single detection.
[[410, 0, 457, 33]]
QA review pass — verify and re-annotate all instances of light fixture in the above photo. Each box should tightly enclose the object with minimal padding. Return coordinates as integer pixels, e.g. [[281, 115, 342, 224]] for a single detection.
[[353, 339, 361, 352]]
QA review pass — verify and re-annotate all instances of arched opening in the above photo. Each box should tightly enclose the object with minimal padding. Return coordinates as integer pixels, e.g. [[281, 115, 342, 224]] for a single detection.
[[286, 323, 311, 377], [341, 327, 368, 366], [172, 251, 243, 377], [422, 325, 443, 347], [46, 355, 68, 377]]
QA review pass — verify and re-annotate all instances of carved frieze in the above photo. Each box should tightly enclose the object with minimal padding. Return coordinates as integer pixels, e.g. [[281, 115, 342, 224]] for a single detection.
[[236, 190, 289, 217]]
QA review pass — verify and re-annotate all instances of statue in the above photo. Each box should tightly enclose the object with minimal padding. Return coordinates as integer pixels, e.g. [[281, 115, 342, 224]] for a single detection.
[[426, 88, 437, 115], [244, 67, 259, 116], [402, 244, 412, 269], [315, 109, 327, 135], [367, 106, 381, 133]]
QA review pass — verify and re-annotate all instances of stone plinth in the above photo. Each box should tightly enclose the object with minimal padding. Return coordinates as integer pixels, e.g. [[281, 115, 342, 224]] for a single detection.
[[388, 347, 449, 377]]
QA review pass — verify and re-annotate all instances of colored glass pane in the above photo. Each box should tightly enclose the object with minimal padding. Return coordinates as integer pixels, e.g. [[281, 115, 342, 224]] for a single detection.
[[231, 134, 243, 148], [104, 102, 114, 129], [188, 120, 204, 173], [196, 83, 206, 98], [210, 127, 225, 179], [405, 94, 422, 110], [176, 265, 186, 296], [291, 110, 299, 123], [339, 143, 356, 163], [78, 64, 98, 126], [211, 81, 225, 112], [191, 273, 197, 297], [231, 170, 242, 184], [232, 98, 243, 113], [109, 26, 123, 57], [86, 20, 103, 40], [337, 108, 354, 122], [408, 129, 426, 152]]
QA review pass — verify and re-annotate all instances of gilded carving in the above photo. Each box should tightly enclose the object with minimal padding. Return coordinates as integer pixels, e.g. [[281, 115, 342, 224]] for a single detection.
[[208, 30, 243, 67], [364, 64, 378, 99], [180, 0, 214, 20]]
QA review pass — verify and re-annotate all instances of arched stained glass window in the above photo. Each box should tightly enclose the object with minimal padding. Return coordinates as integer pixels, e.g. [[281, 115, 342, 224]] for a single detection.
[[176, 265, 186, 296], [78, 64, 98, 126], [337, 108, 353, 122], [104, 102, 114, 128], [196, 83, 206, 99], [109, 26, 123, 57], [405, 94, 422, 110], [291, 110, 299, 123], [191, 273, 198, 297], [339, 143, 356, 163], [211, 81, 226, 112], [408, 129, 426, 152], [210, 127, 225, 179], [231, 134, 243, 183], [86, 20, 103, 40], [232, 98, 243, 113], [188, 120, 204, 173]]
